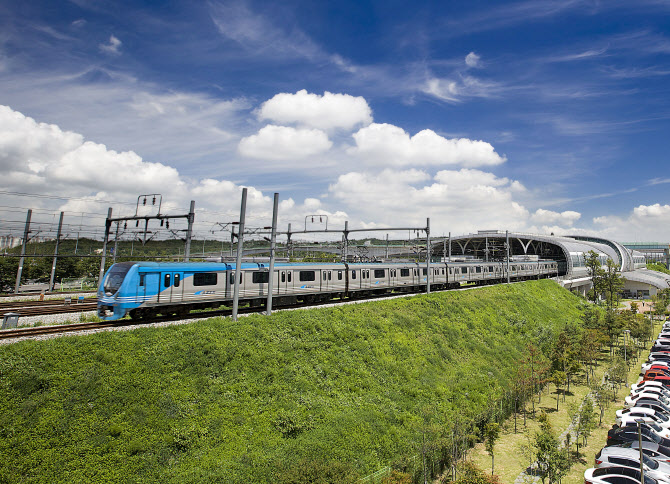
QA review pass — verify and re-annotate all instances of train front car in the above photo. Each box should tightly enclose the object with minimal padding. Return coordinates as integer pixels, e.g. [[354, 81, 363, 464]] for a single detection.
[[98, 262, 141, 321]]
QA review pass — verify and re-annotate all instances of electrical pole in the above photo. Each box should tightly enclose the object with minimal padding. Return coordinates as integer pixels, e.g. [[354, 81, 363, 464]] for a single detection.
[[266, 193, 279, 315], [98, 208, 113, 288], [48, 211, 64, 292], [506, 230, 510, 284], [232, 188, 247, 321], [426, 217, 431, 294], [184, 200, 195, 262], [14, 209, 32, 293]]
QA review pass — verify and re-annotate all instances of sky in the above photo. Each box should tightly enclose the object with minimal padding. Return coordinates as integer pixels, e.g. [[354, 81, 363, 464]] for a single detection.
[[1, 0, 670, 245]]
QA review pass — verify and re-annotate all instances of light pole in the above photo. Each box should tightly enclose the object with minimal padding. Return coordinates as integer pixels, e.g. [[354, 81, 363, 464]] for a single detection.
[[636, 418, 644, 482]]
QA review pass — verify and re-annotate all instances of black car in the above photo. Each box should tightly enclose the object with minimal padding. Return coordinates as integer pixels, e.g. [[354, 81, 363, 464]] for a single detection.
[[607, 423, 670, 447]]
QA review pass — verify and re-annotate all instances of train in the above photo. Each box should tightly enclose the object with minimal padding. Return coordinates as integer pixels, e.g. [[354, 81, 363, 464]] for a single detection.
[[97, 259, 558, 321]]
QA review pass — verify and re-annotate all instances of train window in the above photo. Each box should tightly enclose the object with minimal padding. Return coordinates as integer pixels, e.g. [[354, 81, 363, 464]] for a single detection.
[[442, 268, 445, 275], [174, 274, 180, 287], [299, 271, 316, 282], [374, 269, 385, 278], [328, 271, 332, 280], [512, 265, 517, 271], [449, 268, 452, 274], [164, 273, 171, 287], [281, 272, 285, 283], [488, 266, 493, 272], [351, 270, 356, 279], [287, 272, 292, 282], [252, 272, 269, 284], [476, 267, 482, 273], [400, 268, 409, 277], [323, 272, 327, 281], [461, 267, 467, 274], [422, 268, 427, 275], [413, 269, 417, 276], [338, 270, 342, 280], [365, 270, 369, 278], [195, 272, 218, 286], [139, 275, 145, 287]]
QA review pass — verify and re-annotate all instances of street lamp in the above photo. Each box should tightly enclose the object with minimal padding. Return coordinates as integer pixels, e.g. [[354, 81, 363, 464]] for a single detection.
[[635, 418, 645, 483]]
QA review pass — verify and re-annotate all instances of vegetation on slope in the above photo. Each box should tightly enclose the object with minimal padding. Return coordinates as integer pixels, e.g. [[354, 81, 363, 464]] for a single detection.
[[647, 262, 670, 275], [0, 280, 585, 483]]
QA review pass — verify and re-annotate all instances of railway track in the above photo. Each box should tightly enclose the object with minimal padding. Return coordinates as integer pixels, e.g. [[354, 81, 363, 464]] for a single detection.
[[0, 299, 98, 317], [0, 289, 418, 341]]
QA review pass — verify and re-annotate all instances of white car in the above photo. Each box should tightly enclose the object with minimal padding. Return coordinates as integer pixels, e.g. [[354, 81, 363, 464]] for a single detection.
[[626, 391, 670, 408], [618, 417, 670, 439], [642, 361, 670, 373], [585, 466, 660, 483], [617, 408, 670, 429], [607, 441, 670, 463], [596, 447, 670, 482], [632, 381, 670, 393]]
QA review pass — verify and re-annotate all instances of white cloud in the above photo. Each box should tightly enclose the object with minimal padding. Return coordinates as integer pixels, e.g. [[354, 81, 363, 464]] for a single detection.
[[531, 208, 581, 226], [328, 168, 529, 234], [99, 35, 122, 55], [465, 52, 481, 67], [258, 90, 372, 131], [348, 123, 506, 168], [591, 204, 670, 240], [423, 75, 502, 102], [238, 124, 332, 161]]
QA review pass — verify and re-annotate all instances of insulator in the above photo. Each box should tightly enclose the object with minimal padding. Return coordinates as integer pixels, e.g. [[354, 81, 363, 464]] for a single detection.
[[311, 217, 314, 222], [166, 221, 169, 229], [152, 197, 156, 205], [160, 219, 164, 227], [136, 220, 139, 227], [320, 216, 322, 222], [124, 222, 127, 230], [143, 197, 147, 206]]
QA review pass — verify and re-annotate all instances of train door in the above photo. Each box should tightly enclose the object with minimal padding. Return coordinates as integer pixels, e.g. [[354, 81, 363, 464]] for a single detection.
[[137, 272, 159, 303], [278, 269, 292, 295], [321, 269, 332, 292], [170, 271, 184, 302]]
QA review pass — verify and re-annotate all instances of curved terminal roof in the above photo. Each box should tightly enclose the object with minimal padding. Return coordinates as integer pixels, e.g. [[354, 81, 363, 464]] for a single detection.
[[431, 230, 670, 290]]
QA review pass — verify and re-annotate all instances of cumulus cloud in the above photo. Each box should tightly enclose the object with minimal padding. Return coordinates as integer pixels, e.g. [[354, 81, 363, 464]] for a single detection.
[[238, 124, 332, 160], [465, 52, 481, 68], [258, 90, 372, 131], [531, 208, 581, 226], [348, 123, 506, 168], [0, 105, 180, 196], [328, 168, 529, 234], [591, 203, 670, 240], [99, 35, 122, 55]]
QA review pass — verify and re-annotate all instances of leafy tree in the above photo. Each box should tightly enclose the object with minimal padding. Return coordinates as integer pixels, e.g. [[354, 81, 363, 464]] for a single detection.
[[602, 258, 624, 311], [452, 461, 502, 484], [551, 371, 566, 411], [0, 257, 18, 292], [484, 422, 500, 476], [590, 381, 612, 424], [578, 398, 597, 448], [534, 412, 569, 484], [584, 250, 604, 304]]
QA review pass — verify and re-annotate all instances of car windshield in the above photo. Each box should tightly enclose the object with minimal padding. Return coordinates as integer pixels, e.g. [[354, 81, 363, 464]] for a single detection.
[[103, 263, 134, 296], [644, 454, 659, 469]]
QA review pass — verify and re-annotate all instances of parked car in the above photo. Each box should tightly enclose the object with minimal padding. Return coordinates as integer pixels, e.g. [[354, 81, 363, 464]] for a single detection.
[[584, 466, 659, 483], [617, 408, 670, 428], [626, 392, 670, 409], [642, 361, 670, 373], [607, 423, 670, 447], [606, 441, 670, 463], [632, 399, 670, 416], [595, 447, 670, 483], [633, 381, 670, 393], [617, 416, 670, 437]]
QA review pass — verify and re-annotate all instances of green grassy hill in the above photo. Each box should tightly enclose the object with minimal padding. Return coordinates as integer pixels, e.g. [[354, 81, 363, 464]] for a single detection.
[[0, 280, 585, 483]]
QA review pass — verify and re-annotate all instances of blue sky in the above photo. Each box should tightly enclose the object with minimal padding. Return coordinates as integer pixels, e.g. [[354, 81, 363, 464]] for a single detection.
[[1, 0, 670, 242]]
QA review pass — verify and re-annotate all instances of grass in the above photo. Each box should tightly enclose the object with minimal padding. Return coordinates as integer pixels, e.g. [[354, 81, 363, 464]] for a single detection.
[[0, 280, 587, 483]]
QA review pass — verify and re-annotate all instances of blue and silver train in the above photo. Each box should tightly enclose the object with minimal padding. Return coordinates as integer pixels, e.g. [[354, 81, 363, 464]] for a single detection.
[[97, 259, 558, 321]]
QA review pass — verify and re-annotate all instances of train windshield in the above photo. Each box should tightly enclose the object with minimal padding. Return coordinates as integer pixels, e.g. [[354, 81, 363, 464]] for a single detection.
[[103, 263, 134, 296]]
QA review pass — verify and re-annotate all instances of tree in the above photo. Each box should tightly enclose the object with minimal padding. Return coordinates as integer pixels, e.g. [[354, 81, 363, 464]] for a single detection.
[[585, 250, 604, 304], [551, 371, 566, 411], [601, 258, 625, 311], [534, 412, 570, 484], [484, 422, 500, 476], [590, 381, 612, 424]]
